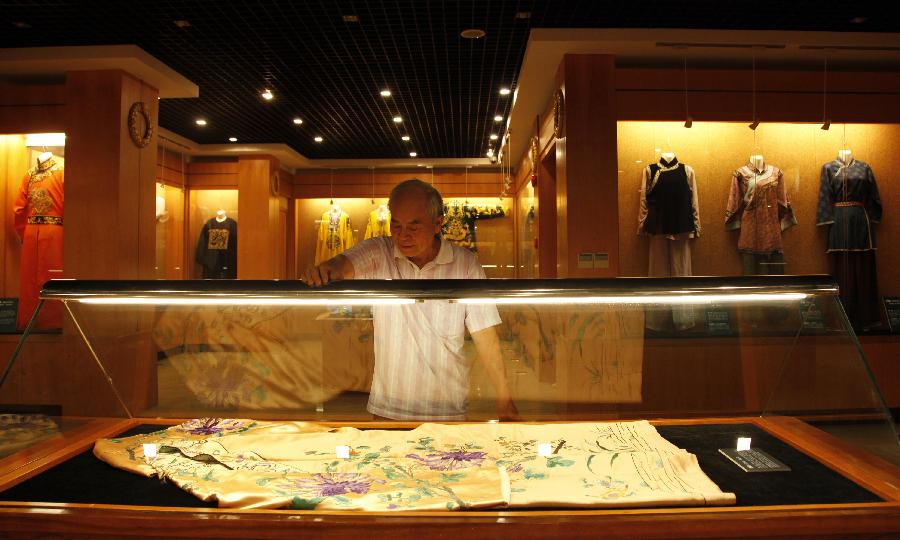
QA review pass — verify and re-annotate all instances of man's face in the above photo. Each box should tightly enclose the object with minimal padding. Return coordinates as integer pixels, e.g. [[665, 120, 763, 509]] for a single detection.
[[389, 189, 443, 260]]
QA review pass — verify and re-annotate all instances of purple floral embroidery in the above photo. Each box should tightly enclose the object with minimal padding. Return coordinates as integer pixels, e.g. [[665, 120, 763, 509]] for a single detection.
[[283, 473, 378, 497], [175, 418, 248, 436], [507, 463, 524, 473], [406, 450, 486, 471]]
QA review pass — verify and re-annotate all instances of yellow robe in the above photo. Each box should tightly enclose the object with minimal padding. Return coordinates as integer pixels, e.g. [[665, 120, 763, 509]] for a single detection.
[[363, 208, 391, 239], [315, 209, 354, 265]]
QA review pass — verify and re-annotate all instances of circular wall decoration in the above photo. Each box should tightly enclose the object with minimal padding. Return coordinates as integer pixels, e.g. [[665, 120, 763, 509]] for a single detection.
[[128, 101, 153, 148], [553, 88, 565, 139], [269, 169, 280, 196]]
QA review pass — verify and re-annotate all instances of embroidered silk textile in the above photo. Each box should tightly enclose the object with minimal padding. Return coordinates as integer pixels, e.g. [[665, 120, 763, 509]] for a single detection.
[[815, 159, 882, 252], [195, 217, 238, 279], [364, 207, 391, 239], [725, 163, 796, 255], [13, 160, 64, 330], [94, 419, 736, 511], [441, 203, 506, 251], [315, 209, 355, 264]]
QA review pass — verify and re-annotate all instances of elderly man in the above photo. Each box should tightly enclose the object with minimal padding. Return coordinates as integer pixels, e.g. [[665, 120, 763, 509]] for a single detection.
[[302, 179, 517, 421]]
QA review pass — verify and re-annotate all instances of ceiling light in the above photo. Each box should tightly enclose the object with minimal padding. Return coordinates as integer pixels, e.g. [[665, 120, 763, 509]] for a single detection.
[[228, 137, 237, 142], [409, 152, 417, 157], [401, 135, 411, 141], [173, 20, 191, 28], [380, 89, 392, 97], [195, 119, 207, 126], [314, 136, 323, 142], [489, 134, 498, 140], [849, 16, 868, 24], [821, 118, 831, 131], [261, 89, 274, 100], [684, 116, 693, 129], [393, 116, 402, 123], [293, 117, 303, 125], [515, 11, 532, 19], [460, 29, 486, 39], [494, 115, 503, 122], [342, 14, 359, 22], [748, 119, 760, 130], [12, 21, 31, 29], [499, 88, 511, 96]]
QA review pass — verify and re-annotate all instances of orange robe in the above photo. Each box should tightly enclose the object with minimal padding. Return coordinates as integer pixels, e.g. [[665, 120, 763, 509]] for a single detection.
[[13, 162, 64, 331]]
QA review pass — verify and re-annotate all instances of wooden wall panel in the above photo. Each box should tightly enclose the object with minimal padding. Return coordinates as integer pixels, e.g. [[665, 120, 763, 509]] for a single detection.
[[0, 83, 66, 134], [237, 156, 279, 279], [293, 169, 502, 199]]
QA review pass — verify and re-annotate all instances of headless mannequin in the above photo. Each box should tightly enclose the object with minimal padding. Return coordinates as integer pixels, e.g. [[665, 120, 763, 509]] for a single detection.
[[749, 153, 766, 172], [37, 151, 54, 168], [215, 209, 227, 223], [660, 151, 676, 164], [838, 148, 853, 165]]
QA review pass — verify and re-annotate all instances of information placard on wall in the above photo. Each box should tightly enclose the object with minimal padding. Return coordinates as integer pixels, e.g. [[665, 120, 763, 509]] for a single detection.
[[0, 298, 18, 333], [884, 297, 900, 333]]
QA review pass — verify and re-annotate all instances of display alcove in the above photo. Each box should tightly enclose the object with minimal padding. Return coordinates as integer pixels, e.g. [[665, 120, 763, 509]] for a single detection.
[[0, 275, 898, 538]]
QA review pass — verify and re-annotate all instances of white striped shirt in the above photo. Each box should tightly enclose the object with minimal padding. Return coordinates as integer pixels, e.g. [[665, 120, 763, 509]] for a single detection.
[[342, 236, 501, 420]]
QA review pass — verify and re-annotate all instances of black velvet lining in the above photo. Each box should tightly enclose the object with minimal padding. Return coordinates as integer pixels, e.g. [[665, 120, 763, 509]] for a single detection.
[[0, 423, 882, 508], [655, 424, 881, 506]]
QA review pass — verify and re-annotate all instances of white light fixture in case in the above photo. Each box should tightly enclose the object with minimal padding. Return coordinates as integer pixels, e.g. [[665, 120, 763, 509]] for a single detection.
[[25, 133, 66, 147]]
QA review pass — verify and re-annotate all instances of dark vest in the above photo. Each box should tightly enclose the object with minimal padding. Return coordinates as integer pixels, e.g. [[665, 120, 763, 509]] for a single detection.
[[644, 160, 695, 235]]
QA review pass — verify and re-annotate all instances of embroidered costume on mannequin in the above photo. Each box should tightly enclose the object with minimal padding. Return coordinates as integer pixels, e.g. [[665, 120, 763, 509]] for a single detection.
[[725, 160, 796, 275], [363, 205, 391, 239], [441, 202, 505, 251], [637, 156, 700, 330], [195, 212, 238, 279], [13, 155, 64, 330], [816, 154, 883, 330], [315, 207, 355, 265]]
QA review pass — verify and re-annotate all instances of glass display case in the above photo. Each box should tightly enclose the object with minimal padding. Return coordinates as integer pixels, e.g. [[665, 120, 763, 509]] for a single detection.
[[0, 276, 898, 537]]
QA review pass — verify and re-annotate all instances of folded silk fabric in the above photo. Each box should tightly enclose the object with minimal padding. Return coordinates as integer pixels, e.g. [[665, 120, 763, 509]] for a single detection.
[[94, 419, 735, 510]]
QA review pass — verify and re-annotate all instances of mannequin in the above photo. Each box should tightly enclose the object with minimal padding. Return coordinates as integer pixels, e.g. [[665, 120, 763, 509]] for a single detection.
[[316, 203, 354, 264], [749, 153, 765, 172], [364, 203, 392, 239], [196, 210, 238, 279], [660, 151, 677, 164], [838, 148, 853, 164], [14, 150, 65, 330]]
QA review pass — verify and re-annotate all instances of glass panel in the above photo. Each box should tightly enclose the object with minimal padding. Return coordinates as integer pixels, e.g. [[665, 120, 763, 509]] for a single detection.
[[516, 179, 536, 278], [2, 277, 897, 477], [189, 189, 239, 279]]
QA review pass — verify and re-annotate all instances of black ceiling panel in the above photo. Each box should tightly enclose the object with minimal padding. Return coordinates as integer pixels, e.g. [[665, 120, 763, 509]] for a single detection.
[[1, 0, 896, 159]]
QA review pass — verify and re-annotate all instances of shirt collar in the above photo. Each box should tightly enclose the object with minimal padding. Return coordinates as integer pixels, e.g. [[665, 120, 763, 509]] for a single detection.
[[392, 236, 454, 267]]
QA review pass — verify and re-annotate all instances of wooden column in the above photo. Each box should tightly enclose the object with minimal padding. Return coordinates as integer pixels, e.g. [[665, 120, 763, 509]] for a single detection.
[[61, 70, 158, 416], [554, 55, 620, 277], [237, 156, 281, 278]]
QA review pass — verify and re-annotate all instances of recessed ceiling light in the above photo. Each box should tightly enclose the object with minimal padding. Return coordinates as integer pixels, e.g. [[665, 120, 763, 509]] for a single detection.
[[493, 115, 503, 122], [489, 134, 498, 140], [409, 152, 417, 157], [380, 89, 392, 97], [12, 21, 31, 29], [515, 11, 532, 19], [849, 16, 868, 24], [261, 88, 274, 100], [499, 88, 511, 96], [401, 135, 411, 141], [293, 117, 303, 125], [393, 116, 403, 123], [342, 14, 359, 22], [173, 20, 191, 28], [460, 28, 486, 39], [314, 136, 323, 142], [195, 119, 207, 126], [228, 137, 238, 142]]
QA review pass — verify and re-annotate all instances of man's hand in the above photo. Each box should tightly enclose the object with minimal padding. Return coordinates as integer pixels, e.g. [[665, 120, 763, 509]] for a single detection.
[[300, 255, 353, 287]]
